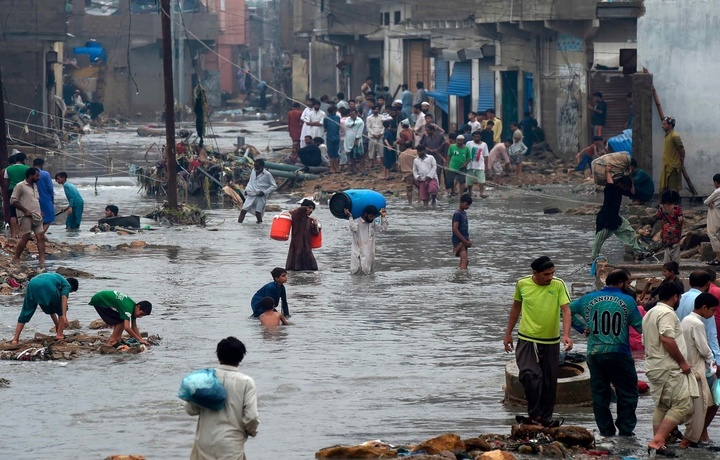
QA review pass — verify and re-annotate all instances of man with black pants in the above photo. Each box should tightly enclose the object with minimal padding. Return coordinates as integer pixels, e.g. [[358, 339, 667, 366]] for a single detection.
[[570, 269, 643, 436], [504, 256, 573, 427]]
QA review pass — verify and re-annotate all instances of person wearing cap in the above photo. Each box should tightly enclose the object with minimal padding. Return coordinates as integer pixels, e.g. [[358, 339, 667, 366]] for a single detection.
[[504, 256, 573, 428], [660, 116, 685, 193], [446, 135, 471, 196]]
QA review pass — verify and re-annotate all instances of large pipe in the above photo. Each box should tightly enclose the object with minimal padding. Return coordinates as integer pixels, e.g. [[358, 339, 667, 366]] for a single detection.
[[266, 169, 319, 181], [263, 161, 303, 172]]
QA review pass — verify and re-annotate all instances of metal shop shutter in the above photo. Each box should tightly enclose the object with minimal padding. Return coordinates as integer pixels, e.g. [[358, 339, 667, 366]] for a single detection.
[[427, 57, 448, 113], [447, 61, 471, 97], [590, 72, 633, 139], [477, 58, 495, 112]]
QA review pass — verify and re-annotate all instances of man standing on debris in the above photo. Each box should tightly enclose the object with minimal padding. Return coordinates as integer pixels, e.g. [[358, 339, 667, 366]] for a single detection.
[[588, 92, 607, 137], [504, 256, 572, 428], [660, 116, 685, 193], [642, 282, 692, 457], [10, 273, 79, 344], [88, 290, 152, 347], [238, 159, 277, 224], [569, 269, 643, 436], [3, 151, 29, 238], [11, 167, 46, 265], [344, 108, 365, 174], [301, 99, 325, 144], [591, 171, 646, 260]]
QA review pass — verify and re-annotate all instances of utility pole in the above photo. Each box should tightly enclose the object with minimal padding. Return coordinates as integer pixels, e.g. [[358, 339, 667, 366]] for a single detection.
[[161, 0, 178, 208], [0, 66, 8, 172], [0, 65, 9, 225], [177, 0, 185, 116]]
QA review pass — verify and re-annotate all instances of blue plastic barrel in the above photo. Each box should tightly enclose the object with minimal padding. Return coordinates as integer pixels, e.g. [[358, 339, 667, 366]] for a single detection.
[[329, 189, 386, 219]]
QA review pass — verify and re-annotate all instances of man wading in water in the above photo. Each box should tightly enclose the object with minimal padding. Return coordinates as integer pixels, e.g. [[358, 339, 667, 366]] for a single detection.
[[504, 256, 573, 427]]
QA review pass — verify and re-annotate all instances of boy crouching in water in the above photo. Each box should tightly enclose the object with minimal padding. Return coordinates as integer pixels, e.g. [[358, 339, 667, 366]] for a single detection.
[[258, 297, 290, 328]]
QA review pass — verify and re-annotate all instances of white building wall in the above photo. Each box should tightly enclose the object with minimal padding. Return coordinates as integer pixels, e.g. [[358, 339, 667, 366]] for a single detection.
[[638, 0, 720, 194]]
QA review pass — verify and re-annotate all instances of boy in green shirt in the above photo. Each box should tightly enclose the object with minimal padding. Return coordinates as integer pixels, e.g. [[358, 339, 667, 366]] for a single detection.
[[89, 290, 153, 346], [504, 256, 572, 427], [445, 135, 471, 196], [11, 273, 79, 344]]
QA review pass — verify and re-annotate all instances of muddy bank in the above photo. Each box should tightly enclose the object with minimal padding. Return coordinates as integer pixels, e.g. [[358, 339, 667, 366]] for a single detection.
[[282, 156, 584, 197]]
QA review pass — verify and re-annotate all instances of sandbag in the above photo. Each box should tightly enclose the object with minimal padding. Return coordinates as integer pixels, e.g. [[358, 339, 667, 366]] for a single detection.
[[178, 368, 227, 411], [591, 152, 632, 186]]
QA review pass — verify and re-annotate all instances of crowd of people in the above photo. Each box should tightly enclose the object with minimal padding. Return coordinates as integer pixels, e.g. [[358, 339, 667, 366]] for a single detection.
[[505, 256, 720, 456], [285, 82, 550, 204]]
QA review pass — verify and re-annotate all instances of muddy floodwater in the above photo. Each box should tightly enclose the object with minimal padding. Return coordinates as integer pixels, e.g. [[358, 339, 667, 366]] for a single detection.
[[1, 124, 717, 459]]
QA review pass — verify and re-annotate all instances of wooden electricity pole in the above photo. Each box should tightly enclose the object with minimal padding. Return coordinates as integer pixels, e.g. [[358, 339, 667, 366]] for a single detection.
[[160, 0, 178, 208], [0, 65, 10, 225]]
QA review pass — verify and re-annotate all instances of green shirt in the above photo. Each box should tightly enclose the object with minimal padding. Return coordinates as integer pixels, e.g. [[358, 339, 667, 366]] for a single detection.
[[513, 275, 570, 344], [5, 164, 29, 189], [447, 145, 470, 171], [89, 290, 136, 321]]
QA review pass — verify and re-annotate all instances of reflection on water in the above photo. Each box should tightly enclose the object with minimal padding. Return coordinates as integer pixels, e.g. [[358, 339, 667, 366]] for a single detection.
[[1, 127, 718, 459]]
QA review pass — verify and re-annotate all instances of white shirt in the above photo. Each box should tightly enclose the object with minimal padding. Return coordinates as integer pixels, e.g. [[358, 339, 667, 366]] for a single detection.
[[349, 216, 388, 275], [302, 108, 326, 139], [413, 155, 438, 181], [366, 113, 384, 138], [465, 140, 489, 170]]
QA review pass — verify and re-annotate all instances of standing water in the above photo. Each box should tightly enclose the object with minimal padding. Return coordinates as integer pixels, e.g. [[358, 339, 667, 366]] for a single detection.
[[0, 125, 717, 459]]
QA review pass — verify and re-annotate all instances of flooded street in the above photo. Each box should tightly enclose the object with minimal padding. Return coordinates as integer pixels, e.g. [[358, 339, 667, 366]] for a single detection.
[[1, 125, 718, 459]]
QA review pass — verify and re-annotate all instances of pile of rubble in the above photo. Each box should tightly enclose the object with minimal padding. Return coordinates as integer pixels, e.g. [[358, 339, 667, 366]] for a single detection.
[[316, 425, 596, 459], [0, 332, 162, 361]]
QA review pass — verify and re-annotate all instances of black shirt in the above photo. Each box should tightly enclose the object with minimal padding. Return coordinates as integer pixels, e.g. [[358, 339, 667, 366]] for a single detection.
[[480, 130, 495, 151], [298, 144, 322, 167], [592, 101, 607, 126], [596, 183, 627, 232]]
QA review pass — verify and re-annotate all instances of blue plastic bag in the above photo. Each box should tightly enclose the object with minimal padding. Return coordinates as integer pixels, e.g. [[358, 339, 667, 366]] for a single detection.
[[178, 368, 227, 411], [713, 376, 720, 406]]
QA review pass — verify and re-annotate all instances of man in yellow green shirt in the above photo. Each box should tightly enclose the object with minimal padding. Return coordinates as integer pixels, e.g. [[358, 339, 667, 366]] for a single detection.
[[504, 256, 573, 427], [486, 108, 503, 144], [660, 116, 685, 193]]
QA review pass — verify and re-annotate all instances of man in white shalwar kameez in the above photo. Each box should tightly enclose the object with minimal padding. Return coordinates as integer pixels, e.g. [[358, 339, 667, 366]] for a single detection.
[[302, 99, 326, 145], [299, 102, 313, 148], [186, 337, 259, 460], [344, 205, 388, 275], [679, 293, 719, 448], [238, 159, 277, 223], [344, 109, 365, 173], [642, 282, 694, 457]]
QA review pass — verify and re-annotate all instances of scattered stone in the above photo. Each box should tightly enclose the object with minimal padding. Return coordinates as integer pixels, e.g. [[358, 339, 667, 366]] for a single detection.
[[129, 241, 147, 249], [701, 242, 716, 261], [89, 319, 111, 329], [315, 445, 398, 458], [543, 207, 561, 215], [463, 437, 493, 452], [476, 450, 516, 460], [413, 433, 465, 455], [50, 319, 81, 333], [565, 204, 600, 216], [682, 231, 710, 250], [55, 266, 94, 278], [509, 425, 593, 448], [265, 204, 282, 212], [0, 333, 161, 361], [0, 378, 10, 388]]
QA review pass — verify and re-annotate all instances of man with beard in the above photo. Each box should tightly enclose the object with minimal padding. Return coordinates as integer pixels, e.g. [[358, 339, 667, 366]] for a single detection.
[[11, 167, 46, 265], [660, 116, 685, 193]]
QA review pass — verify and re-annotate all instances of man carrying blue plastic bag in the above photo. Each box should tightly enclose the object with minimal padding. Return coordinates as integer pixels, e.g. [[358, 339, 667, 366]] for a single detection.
[[184, 337, 259, 459]]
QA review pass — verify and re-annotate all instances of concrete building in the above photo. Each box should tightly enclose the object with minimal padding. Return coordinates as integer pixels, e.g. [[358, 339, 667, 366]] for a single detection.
[[638, 0, 715, 195], [0, 0, 67, 140], [66, 0, 221, 118], [296, 0, 644, 158]]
